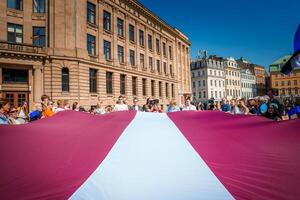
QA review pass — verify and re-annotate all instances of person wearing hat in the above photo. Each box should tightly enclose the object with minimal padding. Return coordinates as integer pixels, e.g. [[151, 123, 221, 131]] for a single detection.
[[129, 98, 143, 111], [281, 24, 300, 74]]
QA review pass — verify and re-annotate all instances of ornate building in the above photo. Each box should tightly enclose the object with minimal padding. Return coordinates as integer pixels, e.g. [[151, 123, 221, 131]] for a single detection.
[[191, 55, 226, 102], [240, 69, 256, 99], [0, 0, 191, 110], [224, 57, 241, 99], [269, 55, 300, 97]]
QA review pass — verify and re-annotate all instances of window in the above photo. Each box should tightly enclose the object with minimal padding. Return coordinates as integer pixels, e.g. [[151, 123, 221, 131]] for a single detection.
[[165, 83, 169, 98], [149, 57, 153, 70], [120, 74, 126, 95], [211, 91, 213, 98], [210, 80, 213, 86], [156, 38, 160, 54], [162, 42, 166, 57], [129, 24, 135, 42], [294, 80, 298, 85], [103, 11, 111, 32], [215, 91, 218, 98], [203, 80, 205, 86], [193, 82, 196, 88], [140, 53, 145, 68], [89, 68, 97, 93], [87, 2, 96, 24], [169, 46, 173, 59], [171, 84, 174, 98], [2, 68, 28, 83], [132, 76, 137, 96], [130, 50, 135, 66], [214, 80, 217, 86], [170, 65, 173, 75], [295, 87, 299, 95], [275, 81, 278, 87], [281, 81, 285, 86], [203, 91, 206, 98], [159, 81, 162, 97], [139, 30, 144, 46], [157, 60, 161, 73], [87, 34, 96, 55], [106, 72, 113, 94], [198, 81, 201, 87], [117, 45, 124, 64], [163, 62, 167, 74], [103, 40, 111, 60], [148, 34, 153, 50], [117, 18, 124, 37], [8, 0, 23, 10], [199, 92, 202, 98], [33, 27, 45, 47], [151, 80, 155, 96], [62, 68, 69, 92], [288, 80, 291, 86], [7, 23, 23, 43], [142, 78, 147, 96]]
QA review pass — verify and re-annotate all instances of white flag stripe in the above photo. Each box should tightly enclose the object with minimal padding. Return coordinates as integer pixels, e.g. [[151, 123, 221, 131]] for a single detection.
[[70, 112, 234, 200]]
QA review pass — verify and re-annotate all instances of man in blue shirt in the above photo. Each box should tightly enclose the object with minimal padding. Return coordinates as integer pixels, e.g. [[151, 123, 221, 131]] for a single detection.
[[220, 98, 230, 112]]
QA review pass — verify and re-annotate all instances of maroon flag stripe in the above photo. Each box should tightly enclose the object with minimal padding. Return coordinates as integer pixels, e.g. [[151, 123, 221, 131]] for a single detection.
[[0, 111, 136, 200], [168, 111, 300, 200]]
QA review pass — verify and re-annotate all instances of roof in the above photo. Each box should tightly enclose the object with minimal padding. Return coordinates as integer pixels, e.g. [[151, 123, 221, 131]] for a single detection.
[[269, 55, 292, 66]]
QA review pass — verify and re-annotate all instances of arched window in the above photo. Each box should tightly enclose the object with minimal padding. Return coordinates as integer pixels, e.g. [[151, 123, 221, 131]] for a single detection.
[[62, 68, 69, 92]]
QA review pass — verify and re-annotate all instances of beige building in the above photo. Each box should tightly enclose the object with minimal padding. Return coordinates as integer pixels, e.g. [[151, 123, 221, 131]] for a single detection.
[[224, 57, 241, 99], [0, 0, 191, 111]]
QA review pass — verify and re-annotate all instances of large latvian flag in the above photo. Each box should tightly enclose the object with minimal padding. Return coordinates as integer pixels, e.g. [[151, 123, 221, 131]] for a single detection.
[[1, 111, 300, 200]]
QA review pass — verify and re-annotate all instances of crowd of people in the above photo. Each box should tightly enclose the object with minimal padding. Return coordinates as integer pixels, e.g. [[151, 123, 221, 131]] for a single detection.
[[0, 89, 299, 125]]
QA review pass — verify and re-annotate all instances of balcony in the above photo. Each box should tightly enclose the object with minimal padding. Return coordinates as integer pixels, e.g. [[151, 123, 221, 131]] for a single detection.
[[0, 41, 46, 55]]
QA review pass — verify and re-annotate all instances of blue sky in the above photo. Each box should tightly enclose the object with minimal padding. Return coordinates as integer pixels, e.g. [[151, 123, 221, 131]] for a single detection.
[[139, 0, 300, 69]]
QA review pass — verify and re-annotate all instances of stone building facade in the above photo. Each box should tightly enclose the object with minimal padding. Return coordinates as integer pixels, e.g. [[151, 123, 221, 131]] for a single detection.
[[240, 69, 256, 99], [0, 0, 191, 110], [224, 57, 241, 99], [191, 55, 226, 102]]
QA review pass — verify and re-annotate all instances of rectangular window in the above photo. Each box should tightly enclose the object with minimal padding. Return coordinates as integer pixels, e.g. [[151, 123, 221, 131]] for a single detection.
[[198, 81, 201, 87], [203, 91, 206, 98], [169, 46, 172, 59], [8, 0, 23, 10], [129, 24, 135, 42], [120, 74, 126, 95], [159, 81, 162, 97], [87, 2, 96, 24], [148, 34, 153, 50], [165, 83, 169, 98], [89, 68, 97, 93], [117, 18, 124, 37], [117, 45, 124, 64], [294, 80, 298, 85], [106, 72, 113, 94], [170, 65, 173, 75], [33, 27, 45, 47], [130, 50, 135, 66], [7, 23, 23, 43], [2, 68, 28, 83], [142, 78, 147, 96], [132, 76, 137, 96], [157, 60, 161, 73], [149, 57, 153, 70], [87, 34, 96, 55], [103, 40, 111, 60], [163, 62, 167, 74], [162, 42, 166, 57], [199, 92, 202, 98], [281, 81, 285, 86], [103, 11, 111, 32], [151, 80, 155, 96], [140, 53, 145, 68], [193, 82, 196, 88], [156, 38, 160, 54], [171, 84, 175, 98], [139, 30, 144, 46], [203, 80, 205, 86]]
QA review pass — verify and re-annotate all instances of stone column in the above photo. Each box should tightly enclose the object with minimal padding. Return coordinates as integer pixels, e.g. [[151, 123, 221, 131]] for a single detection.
[[33, 65, 43, 103]]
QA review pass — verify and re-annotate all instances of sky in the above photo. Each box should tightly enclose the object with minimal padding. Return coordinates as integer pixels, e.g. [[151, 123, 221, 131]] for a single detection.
[[138, 0, 300, 69]]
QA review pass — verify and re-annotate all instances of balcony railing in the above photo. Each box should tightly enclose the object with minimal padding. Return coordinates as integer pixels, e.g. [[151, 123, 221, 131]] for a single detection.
[[0, 41, 46, 54]]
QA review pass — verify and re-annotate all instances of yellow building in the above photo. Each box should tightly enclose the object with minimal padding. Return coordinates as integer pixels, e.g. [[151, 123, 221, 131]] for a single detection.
[[269, 55, 300, 97], [0, 0, 191, 110]]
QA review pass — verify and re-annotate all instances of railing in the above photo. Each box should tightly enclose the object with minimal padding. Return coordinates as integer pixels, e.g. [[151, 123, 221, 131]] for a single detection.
[[0, 41, 45, 54]]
